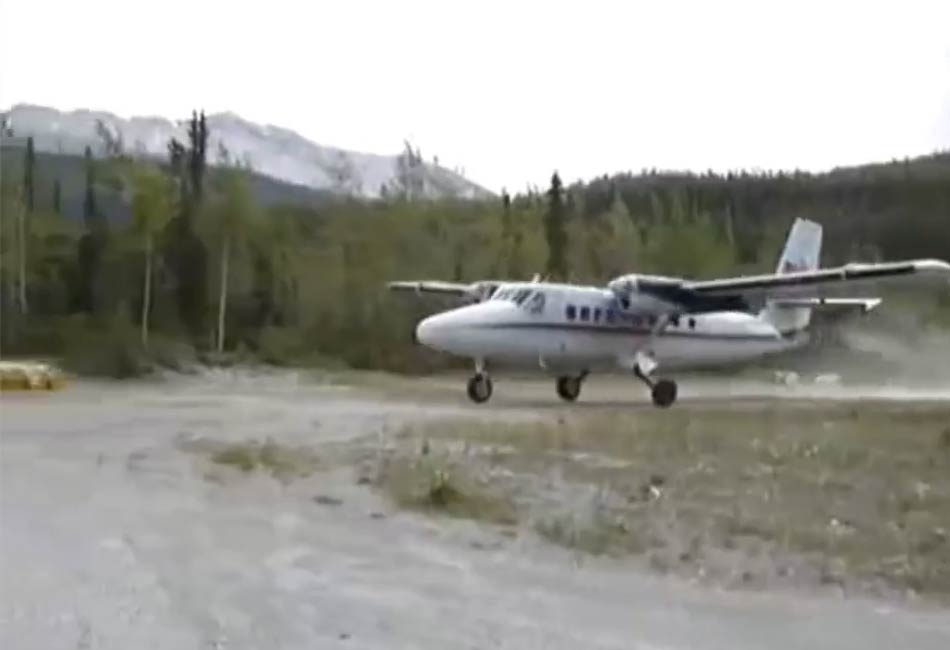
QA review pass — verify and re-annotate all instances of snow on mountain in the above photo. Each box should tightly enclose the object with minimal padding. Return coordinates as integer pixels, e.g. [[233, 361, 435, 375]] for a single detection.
[[2, 104, 491, 200]]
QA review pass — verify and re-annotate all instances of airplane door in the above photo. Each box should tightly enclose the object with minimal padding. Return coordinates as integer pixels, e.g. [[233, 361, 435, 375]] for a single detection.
[[540, 294, 571, 367], [530, 291, 563, 366]]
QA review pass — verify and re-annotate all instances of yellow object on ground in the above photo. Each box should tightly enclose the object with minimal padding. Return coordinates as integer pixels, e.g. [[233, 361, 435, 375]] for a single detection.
[[0, 361, 67, 391]]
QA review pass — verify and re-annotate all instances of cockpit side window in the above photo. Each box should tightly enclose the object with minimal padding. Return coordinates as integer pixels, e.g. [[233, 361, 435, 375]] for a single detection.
[[526, 291, 545, 314]]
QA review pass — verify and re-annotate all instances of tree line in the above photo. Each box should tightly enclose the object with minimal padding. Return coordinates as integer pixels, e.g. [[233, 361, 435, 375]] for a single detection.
[[1, 115, 948, 376]]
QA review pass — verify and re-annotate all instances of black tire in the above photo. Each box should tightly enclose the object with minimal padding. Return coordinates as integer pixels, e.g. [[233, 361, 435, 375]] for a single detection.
[[651, 379, 678, 408], [466, 374, 493, 404], [556, 376, 582, 402]]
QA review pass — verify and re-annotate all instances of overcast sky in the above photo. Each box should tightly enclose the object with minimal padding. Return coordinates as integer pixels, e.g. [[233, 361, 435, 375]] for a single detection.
[[2, 0, 948, 192]]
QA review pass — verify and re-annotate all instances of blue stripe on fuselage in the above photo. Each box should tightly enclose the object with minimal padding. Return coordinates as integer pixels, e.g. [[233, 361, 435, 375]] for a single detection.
[[473, 321, 781, 341]]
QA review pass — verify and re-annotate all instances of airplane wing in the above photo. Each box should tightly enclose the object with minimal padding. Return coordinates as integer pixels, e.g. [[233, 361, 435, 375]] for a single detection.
[[387, 281, 473, 297], [684, 259, 950, 301], [387, 280, 501, 303]]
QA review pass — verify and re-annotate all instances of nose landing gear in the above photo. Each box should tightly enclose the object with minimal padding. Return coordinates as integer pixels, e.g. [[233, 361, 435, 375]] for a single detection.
[[466, 373, 493, 403], [466, 359, 493, 404]]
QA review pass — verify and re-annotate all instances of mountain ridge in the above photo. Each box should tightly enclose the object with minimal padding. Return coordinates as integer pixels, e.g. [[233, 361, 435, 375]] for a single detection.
[[2, 103, 492, 200]]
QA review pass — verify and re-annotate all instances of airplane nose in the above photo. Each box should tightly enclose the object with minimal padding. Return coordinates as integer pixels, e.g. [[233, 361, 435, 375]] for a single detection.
[[415, 316, 436, 346], [415, 313, 455, 350]]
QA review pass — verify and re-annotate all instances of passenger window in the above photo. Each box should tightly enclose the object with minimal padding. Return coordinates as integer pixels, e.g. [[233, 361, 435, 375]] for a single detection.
[[566, 305, 576, 320], [594, 308, 601, 322], [670, 314, 680, 327], [580, 306, 590, 321], [605, 310, 615, 323], [688, 317, 697, 330]]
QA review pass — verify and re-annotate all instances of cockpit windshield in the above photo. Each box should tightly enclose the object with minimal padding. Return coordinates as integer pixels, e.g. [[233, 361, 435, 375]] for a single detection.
[[491, 286, 546, 313]]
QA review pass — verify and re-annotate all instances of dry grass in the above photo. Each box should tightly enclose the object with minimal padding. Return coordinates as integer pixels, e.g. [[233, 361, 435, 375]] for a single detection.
[[371, 442, 518, 526], [179, 437, 323, 482], [393, 401, 950, 602]]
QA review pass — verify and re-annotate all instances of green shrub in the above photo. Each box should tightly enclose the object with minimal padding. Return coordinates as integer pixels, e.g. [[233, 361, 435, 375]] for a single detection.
[[60, 312, 151, 378], [257, 326, 305, 365]]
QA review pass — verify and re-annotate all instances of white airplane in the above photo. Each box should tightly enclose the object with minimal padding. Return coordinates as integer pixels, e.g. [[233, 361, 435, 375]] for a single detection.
[[389, 218, 950, 407]]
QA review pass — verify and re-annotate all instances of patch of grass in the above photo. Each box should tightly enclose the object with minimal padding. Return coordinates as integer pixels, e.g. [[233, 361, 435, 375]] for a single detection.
[[535, 508, 654, 557], [397, 401, 950, 603], [373, 444, 518, 526], [181, 437, 322, 482]]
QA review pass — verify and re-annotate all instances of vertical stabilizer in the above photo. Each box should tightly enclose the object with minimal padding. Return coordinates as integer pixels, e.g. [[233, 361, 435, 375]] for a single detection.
[[776, 218, 822, 275], [762, 218, 823, 333]]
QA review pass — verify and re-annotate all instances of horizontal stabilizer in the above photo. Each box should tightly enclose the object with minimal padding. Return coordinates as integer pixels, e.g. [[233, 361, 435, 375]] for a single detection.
[[770, 297, 882, 314]]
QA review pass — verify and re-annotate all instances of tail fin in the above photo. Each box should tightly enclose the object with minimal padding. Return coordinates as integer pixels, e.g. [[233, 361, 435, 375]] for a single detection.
[[776, 218, 822, 275], [761, 218, 823, 333]]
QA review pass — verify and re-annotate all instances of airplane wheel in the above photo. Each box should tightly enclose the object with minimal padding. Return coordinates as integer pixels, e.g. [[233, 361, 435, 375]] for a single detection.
[[651, 379, 677, 408], [467, 374, 493, 404], [556, 376, 582, 402]]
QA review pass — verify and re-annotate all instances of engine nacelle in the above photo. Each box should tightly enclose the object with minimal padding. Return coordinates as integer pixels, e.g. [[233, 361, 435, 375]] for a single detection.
[[608, 274, 685, 297], [607, 273, 749, 314], [608, 274, 686, 312]]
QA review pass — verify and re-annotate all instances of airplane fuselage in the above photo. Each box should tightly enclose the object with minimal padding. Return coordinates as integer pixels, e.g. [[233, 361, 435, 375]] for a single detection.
[[415, 282, 807, 373]]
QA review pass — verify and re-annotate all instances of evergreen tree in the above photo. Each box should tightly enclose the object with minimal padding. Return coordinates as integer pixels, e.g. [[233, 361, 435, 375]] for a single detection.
[[11, 137, 37, 315], [187, 110, 209, 207], [23, 136, 35, 213], [52, 178, 62, 215], [82, 146, 97, 222], [544, 171, 568, 279], [77, 145, 107, 313], [501, 189, 512, 237], [161, 111, 212, 341]]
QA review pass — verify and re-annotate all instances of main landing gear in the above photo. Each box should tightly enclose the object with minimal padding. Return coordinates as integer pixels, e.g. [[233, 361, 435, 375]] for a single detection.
[[555, 372, 587, 402], [634, 364, 678, 408]]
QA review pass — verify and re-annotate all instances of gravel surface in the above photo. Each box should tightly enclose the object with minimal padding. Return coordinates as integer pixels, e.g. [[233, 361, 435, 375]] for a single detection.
[[2, 371, 948, 650]]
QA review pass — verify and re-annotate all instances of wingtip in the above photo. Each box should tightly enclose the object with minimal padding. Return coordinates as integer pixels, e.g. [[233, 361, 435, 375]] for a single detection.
[[913, 259, 950, 275]]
